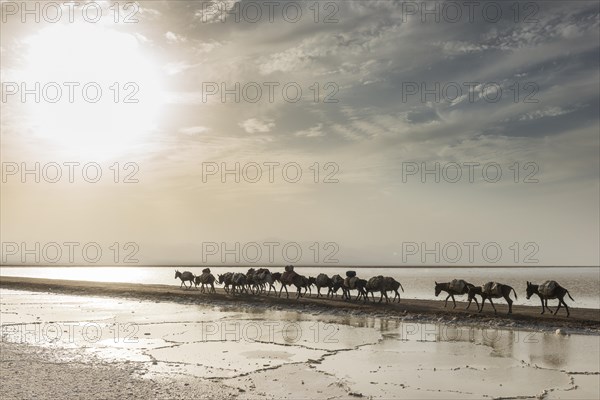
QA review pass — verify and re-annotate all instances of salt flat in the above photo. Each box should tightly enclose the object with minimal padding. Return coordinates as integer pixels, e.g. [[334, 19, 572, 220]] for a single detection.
[[1, 288, 598, 399]]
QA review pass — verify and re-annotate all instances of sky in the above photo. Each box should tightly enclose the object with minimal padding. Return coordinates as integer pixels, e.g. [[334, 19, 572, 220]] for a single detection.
[[1, 0, 599, 266]]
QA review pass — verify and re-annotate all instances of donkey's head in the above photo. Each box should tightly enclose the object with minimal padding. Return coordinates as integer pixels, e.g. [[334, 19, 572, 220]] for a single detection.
[[434, 281, 441, 297], [525, 281, 536, 299], [175, 270, 181, 279]]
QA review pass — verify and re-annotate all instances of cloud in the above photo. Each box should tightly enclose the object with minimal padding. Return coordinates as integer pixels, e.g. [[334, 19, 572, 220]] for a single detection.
[[179, 126, 210, 135], [519, 107, 574, 121], [238, 118, 275, 134], [165, 31, 187, 43], [164, 61, 194, 75], [295, 124, 324, 138]]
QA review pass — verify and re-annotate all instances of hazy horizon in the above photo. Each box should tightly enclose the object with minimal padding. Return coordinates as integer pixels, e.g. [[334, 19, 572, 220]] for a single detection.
[[1, 1, 599, 267]]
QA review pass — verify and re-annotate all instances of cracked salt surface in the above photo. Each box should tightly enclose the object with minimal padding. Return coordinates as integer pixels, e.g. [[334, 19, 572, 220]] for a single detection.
[[1, 289, 598, 399]]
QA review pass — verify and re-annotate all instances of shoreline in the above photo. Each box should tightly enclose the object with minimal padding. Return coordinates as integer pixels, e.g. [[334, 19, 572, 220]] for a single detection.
[[1, 276, 599, 334], [3, 264, 599, 268]]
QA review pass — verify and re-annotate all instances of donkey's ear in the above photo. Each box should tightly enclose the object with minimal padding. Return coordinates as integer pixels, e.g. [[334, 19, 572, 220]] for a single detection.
[[435, 281, 438, 285]]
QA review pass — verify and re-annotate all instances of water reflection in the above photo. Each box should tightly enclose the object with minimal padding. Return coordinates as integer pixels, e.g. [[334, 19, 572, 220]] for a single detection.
[[531, 333, 569, 368]]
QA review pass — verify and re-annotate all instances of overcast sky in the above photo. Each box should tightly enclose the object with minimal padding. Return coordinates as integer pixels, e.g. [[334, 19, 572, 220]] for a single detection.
[[1, 1, 599, 266]]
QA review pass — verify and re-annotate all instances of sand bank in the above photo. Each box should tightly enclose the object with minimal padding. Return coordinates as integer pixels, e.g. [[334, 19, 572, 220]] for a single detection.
[[1, 276, 598, 334]]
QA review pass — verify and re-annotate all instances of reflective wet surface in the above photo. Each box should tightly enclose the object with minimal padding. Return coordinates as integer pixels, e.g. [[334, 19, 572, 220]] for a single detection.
[[1, 289, 598, 399]]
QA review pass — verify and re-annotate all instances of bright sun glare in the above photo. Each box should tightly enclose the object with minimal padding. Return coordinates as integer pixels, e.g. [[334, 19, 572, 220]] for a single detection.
[[19, 23, 163, 158]]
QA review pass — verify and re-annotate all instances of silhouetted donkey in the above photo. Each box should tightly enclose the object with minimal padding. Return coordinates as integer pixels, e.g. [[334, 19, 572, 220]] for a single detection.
[[435, 279, 478, 309], [175, 270, 194, 289], [526, 280, 574, 317], [468, 282, 518, 314]]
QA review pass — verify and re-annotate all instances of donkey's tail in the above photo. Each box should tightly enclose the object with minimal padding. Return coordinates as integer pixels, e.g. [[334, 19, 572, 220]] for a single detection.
[[511, 286, 518, 300], [399, 282, 405, 292], [567, 290, 575, 302]]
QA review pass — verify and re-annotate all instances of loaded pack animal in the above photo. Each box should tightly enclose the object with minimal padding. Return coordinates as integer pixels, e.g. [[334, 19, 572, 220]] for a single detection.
[[230, 273, 248, 295], [246, 268, 259, 294], [315, 273, 332, 297], [292, 274, 313, 298], [194, 268, 216, 293], [366, 275, 390, 303], [435, 279, 478, 309], [468, 282, 518, 314], [279, 265, 297, 299], [343, 271, 367, 301], [272, 272, 282, 288], [218, 272, 234, 293], [352, 278, 368, 302], [329, 274, 345, 297], [254, 268, 277, 295], [383, 277, 404, 303], [175, 270, 194, 289], [526, 280, 574, 317]]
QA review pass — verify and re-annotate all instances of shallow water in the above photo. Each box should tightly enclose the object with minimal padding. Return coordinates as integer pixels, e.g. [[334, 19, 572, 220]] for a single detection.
[[2, 266, 599, 309], [1, 288, 598, 399]]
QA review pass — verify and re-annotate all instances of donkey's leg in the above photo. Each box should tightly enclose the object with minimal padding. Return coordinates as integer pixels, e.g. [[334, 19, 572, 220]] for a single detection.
[[394, 290, 400, 303], [489, 298, 497, 314], [444, 294, 451, 308], [554, 300, 562, 315], [539, 297, 545, 314], [563, 299, 570, 317], [479, 298, 485, 313], [506, 296, 513, 314], [545, 299, 555, 313], [451, 295, 457, 309]]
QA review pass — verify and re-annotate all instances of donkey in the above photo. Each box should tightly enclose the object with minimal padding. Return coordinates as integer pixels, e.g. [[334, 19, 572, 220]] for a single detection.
[[343, 273, 367, 301], [272, 272, 282, 286], [468, 282, 518, 314], [383, 277, 404, 303], [315, 273, 332, 298], [356, 279, 369, 301], [246, 268, 259, 294], [526, 281, 574, 317], [218, 272, 234, 293], [175, 270, 194, 289], [435, 279, 478, 309], [366, 276, 390, 303], [329, 274, 345, 298], [279, 266, 297, 299], [194, 268, 216, 293], [230, 273, 248, 295], [255, 268, 277, 295], [292, 274, 312, 298]]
